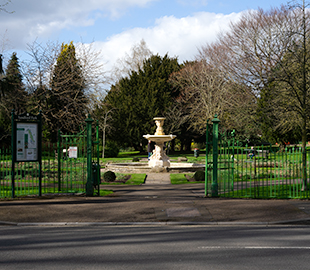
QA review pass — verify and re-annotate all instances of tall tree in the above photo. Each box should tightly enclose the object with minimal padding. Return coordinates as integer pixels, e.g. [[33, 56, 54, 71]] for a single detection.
[[104, 54, 181, 151], [169, 60, 257, 145], [0, 52, 27, 143], [201, 1, 310, 188], [111, 39, 153, 82], [48, 42, 88, 140], [0, 54, 4, 98], [4, 52, 26, 114]]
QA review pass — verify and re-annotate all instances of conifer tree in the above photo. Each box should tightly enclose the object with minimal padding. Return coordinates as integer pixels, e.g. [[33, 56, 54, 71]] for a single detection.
[[0, 52, 27, 143], [4, 52, 27, 114], [104, 54, 181, 151], [48, 42, 88, 140]]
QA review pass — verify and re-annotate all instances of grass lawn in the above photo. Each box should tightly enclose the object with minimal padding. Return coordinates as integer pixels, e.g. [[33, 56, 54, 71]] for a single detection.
[[222, 184, 310, 199], [99, 189, 114, 196], [100, 173, 146, 185], [170, 173, 205, 185]]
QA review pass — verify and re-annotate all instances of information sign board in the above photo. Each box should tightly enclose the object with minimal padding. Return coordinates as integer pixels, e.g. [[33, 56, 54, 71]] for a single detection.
[[16, 123, 38, 161]]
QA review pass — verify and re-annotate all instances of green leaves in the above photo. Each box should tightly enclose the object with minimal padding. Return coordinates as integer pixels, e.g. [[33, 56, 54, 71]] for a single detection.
[[104, 54, 181, 151]]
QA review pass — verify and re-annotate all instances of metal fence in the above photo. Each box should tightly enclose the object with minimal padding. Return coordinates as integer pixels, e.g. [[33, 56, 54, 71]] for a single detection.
[[0, 116, 100, 199], [205, 115, 310, 199], [205, 144, 310, 199], [0, 142, 90, 198]]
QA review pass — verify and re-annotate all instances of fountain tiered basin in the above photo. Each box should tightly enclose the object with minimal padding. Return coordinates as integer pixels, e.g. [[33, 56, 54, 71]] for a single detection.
[[105, 117, 205, 173], [143, 117, 176, 168]]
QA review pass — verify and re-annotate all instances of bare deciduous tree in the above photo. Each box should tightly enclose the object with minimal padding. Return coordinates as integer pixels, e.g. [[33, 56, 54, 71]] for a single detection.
[[0, 0, 13, 13], [200, 1, 310, 188], [110, 39, 152, 82], [23, 40, 107, 140], [169, 61, 255, 136]]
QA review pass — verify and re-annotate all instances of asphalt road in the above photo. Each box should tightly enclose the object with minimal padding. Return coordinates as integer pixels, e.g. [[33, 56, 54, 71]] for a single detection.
[[1, 225, 310, 270]]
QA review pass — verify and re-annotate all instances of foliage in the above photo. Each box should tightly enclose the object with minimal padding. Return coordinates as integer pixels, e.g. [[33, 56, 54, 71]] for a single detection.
[[103, 170, 116, 182], [103, 54, 181, 151], [47, 42, 88, 141], [193, 170, 205, 181], [104, 140, 120, 158], [111, 39, 153, 81], [0, 52, 27, 144], [199, 2, 310, 187]]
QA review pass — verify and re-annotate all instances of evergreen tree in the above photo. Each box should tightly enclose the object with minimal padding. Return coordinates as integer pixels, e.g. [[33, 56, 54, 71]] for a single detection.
[[0, 54, 4, 100], [48, 42, 88, 141], [0, 52, 27, 144], [4, 52, 27, 114], [104, 54, 181, 151]]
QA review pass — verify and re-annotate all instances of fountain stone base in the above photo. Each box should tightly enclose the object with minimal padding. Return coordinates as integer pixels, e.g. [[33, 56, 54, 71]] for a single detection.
[[143, 134, 176, 168], [143, 117, 177, 168]]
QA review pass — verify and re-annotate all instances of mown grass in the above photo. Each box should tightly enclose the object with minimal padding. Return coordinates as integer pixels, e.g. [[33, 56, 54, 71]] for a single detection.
[[100, 173, 146, 185], [170, 173, 205, 185], [0, 186, 114, 198], [222, 184, 310, 199]]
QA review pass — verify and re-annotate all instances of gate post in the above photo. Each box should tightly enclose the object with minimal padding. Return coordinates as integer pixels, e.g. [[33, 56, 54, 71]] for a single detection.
[[211, 115, 220, 197], [11, 110, 15, 198], [231, 130, 235, 191], [205, 120, 211, 197], [57, 130, 61, 191], [85, 114, 94, 196]]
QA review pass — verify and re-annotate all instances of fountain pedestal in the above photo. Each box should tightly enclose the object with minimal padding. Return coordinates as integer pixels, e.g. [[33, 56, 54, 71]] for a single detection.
[[143, 117, 176, 168], [143, 134, 176, 167]]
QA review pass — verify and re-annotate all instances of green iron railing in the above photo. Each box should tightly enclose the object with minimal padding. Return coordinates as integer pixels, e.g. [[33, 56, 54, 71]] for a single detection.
[[205, 115, 310, 199], [0, 115, 100, 199], [0, 143, 59, 198]]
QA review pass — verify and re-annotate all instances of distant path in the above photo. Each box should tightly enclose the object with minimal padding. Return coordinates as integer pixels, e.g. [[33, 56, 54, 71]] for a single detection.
[[144, 173, 171, 185]]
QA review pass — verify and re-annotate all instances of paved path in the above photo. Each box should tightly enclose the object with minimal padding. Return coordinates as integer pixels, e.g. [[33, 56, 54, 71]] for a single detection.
[[1, 173, 310, 225], [144, 173, 171, 185]]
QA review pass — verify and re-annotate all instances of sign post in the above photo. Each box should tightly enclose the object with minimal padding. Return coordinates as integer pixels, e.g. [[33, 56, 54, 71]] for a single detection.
[[11, 110, 42, 198]]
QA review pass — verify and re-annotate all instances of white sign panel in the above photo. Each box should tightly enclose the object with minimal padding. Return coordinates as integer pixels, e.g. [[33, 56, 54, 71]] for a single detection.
[[16, 123, 38, 161], [68, 146, 78, 158]]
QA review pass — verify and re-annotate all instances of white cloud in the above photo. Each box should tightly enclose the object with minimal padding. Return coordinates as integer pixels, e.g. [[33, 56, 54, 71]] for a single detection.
[[0, 0, 243, 85], [96, 11, 242, 74], [0, 0, 157, 49]]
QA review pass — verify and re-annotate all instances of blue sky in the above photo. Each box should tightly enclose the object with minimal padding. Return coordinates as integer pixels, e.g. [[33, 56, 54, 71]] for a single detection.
[[1, 0, 288, 75]]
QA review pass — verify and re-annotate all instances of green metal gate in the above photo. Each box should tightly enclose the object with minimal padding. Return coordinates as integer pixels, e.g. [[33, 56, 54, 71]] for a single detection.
[[205, 115, 235, 197], [57, 128, 87, 193], [57, 115, 100, 196], [205, 115, 310, 199]]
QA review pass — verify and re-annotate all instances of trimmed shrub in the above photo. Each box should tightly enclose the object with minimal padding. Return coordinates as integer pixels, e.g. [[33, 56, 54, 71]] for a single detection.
[[132, 157, 140, 162], [194, 170, 205, 181], [103, 171, 116, 182]]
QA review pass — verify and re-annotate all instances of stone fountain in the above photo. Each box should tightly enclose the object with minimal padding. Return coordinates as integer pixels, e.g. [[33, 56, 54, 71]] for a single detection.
[[143, 117, 176, 168], [105, 117, 205, 173]]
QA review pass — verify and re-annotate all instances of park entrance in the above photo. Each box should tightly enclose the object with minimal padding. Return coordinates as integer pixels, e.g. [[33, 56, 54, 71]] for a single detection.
[[57, 115, 100, 196], [0, 112, 100, 199]]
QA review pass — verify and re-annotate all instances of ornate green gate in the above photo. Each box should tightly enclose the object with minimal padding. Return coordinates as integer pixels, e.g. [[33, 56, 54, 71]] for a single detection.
[[57, 115, 100, 196], [205, 115, 236, 197]]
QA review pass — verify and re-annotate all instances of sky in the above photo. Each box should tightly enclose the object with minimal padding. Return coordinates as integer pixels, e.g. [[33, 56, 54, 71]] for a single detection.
[[0, 0, 287, 77]]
